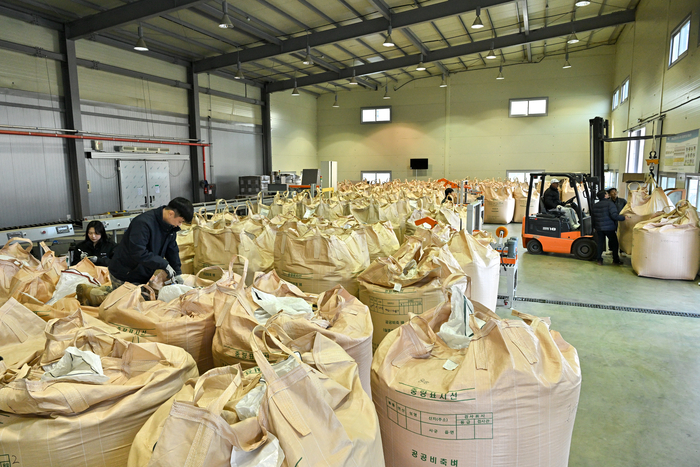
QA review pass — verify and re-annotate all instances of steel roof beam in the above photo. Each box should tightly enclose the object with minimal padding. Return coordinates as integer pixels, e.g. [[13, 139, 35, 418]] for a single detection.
[[193, 0, 515, 73], [190, 3, 282, 45], [365, 0, 391, 20], [267, 9, 636, 92], [66, 0, 207, 40]]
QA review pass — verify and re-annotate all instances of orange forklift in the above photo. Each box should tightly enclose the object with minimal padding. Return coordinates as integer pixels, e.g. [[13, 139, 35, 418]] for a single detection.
[[522, 172, 599, 260]]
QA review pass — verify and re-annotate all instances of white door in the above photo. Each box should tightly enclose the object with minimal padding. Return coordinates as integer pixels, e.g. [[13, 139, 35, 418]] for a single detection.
[[118, 160, 148, 210], [146, 161, 171, 208]]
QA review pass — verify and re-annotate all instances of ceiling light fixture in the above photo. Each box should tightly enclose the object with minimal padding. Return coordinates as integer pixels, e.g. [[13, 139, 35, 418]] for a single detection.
[[303, 45, 314, 65], [134, 24, 148, 51], [486, 43, 497, 59], [439, 74, 447, 88], [332, 92, 339, 108], [234, 51, 244, 79], [416, 53, 426, 71], [496, 64, 504, 80], [574, 0, 591, 6], [383, 81, 390, 99], [291, 76, 300, 96], [472, 7, 484, 29], [219, 1, 233, 29], [567, 31, 580, 44], [563, 50, 572, 69], [383, 24, 394, 47], [349, 68, 358, 85]]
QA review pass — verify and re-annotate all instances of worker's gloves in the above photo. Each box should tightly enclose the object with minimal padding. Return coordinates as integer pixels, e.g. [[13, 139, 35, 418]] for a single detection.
[[87, 256, 98, 263], [165, 264, 176, 279], [173, 275, 185, 285]]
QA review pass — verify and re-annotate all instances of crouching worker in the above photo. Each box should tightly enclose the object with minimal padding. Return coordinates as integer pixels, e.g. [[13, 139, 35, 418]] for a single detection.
[[77, 197, 194, 306]]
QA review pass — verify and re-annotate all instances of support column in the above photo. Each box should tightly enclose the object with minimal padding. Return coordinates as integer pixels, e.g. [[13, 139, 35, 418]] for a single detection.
[[60, 35, 90, 218], [187, 65, 204, 202], [262, 85, 273, 175]]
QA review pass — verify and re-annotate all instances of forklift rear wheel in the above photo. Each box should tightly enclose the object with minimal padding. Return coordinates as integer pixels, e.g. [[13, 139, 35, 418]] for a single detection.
[[572, 238, 597, 261], [526, 239, 543, 255]]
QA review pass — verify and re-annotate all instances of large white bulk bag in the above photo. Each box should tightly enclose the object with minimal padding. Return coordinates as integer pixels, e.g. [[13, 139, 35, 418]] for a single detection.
[[0, 311, 198, 467], [448, 231, 500, 311], [274, 225, 369, 296], [513, 184, 540, 223], [631, 201, 700, 280], [619, 186, 673, 254], [372, 299, 581, 467]]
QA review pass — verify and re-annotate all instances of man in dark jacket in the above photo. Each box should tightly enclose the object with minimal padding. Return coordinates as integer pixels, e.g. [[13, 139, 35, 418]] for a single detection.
[[76, 197, 193, 306], [608, 188, 627, 215], [543, 179, 564, 210], [592, 190, 627, 265], [109, 197, 194, 286]]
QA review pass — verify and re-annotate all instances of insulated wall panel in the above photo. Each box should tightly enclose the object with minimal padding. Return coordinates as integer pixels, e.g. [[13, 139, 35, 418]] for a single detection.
[[0, 92, 73, 229]]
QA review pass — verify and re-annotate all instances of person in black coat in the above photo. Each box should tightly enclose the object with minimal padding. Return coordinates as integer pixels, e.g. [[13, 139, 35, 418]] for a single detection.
[[71, 220, 115, 267], [543, 179, 564, 210], [108, 197, 194, 286], [592, 189, 628, 265], [441, 187, 455, 204]]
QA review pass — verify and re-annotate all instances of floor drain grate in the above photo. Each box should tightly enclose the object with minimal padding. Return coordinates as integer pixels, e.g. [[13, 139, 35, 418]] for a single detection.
[[513, 296, 700, 318]]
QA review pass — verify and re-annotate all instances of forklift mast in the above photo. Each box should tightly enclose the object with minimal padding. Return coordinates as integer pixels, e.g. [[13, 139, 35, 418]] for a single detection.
[[589, 117, 607, 187]]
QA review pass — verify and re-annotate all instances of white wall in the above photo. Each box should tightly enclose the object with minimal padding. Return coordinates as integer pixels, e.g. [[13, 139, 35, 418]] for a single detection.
[[318, 48, 615, 182], [270, 91, 318, 173], [609, 0, 700, 186]]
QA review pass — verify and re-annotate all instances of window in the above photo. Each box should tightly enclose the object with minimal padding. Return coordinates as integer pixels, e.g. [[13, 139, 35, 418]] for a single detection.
[[506, 170, 545, 183], [659, 173, 676, 190], [509, 98, 548, 117], [669, 16, 691, 67], [620, 78, 629, 104], [361, 106, 391, 123], [361, 171, 392, 183], [625, 128, 646, 173], [604, 171, 618, 189], [612, 88, 620, 110], [686, 175, 700, 210]]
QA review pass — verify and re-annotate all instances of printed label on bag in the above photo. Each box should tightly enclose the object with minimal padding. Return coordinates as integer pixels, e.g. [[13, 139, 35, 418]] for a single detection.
[[410, 450, 460, 466], [0, 453, 15, 467], [387, 397, 492, 440], [107, 322, 157, 340], [368, 296, 423, 315]]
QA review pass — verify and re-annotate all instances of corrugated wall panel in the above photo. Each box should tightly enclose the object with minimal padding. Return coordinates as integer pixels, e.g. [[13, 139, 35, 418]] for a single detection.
[[76, 40, 187, 83], [0, 94, 73, 229], [78, 67, 189, 115], [205, 120, 263, 198], [199, 93, 262, 125], [0, 16, 59, 52], [0, 49, 63, 97]]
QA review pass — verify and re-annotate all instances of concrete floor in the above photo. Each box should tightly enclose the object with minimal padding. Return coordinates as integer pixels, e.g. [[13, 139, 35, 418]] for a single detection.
[[486, 222, 700, 467]]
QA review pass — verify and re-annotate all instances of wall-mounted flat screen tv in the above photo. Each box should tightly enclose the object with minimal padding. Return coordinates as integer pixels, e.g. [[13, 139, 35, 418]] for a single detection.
[[410, 158, 428, 170]]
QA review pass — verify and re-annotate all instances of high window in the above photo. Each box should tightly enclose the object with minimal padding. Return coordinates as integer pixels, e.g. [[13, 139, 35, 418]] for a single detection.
[[620, 78, 629, 104], [612, 87, 620, 110], [669, 16, 691, 67], [506, 170, 545, 183], [686, 175, 700, 210], [361, 107, 391, 123], [361, 171, 392, 183], [509, 98, 548, 117], [625, 128, 646, 173]]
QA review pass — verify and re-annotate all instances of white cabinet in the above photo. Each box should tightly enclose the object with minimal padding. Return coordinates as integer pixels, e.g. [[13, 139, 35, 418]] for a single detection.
[[118, 160, 171, 211]]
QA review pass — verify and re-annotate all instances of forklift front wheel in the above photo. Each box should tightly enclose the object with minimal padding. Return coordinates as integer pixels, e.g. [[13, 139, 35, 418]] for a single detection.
[[572, 238, 597, 261], [526, 239, 543, 255]]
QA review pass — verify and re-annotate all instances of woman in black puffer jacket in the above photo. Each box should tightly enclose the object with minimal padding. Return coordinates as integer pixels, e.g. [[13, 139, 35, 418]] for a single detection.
[[71, 220, 116, 266]]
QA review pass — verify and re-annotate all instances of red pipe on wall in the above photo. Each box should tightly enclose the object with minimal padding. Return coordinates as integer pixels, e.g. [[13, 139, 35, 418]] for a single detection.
[[0, 128, 210, 182]]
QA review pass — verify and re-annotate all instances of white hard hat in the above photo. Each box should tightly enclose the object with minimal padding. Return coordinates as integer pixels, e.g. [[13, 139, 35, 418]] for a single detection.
[[550, 178, 560, 183]]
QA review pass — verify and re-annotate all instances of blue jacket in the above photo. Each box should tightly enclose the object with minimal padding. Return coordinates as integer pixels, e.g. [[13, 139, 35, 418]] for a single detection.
[[592, 198, 625, 232], [108, 206, 181, 284]]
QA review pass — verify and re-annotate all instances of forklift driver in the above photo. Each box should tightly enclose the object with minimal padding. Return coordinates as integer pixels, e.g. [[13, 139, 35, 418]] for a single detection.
[[543, 179, 564, 210]]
